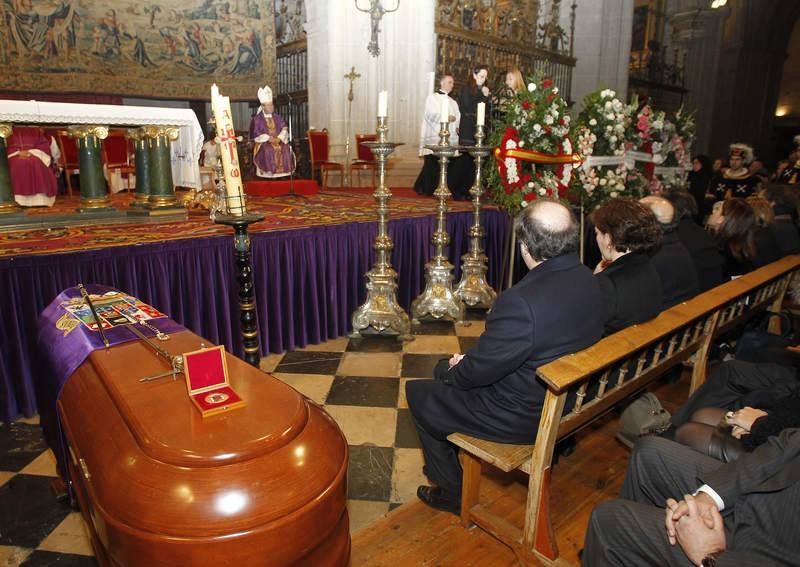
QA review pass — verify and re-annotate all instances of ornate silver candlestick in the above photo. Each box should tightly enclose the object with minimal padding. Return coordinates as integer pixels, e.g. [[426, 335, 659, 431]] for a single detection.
[[410, 120, 465, 323], [350, 116, 411, 340], [455, 124, 496, 309]]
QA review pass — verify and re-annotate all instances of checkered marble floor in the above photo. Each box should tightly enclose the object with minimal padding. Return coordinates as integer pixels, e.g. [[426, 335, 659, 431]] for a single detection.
[[0, 312, 486, 565]]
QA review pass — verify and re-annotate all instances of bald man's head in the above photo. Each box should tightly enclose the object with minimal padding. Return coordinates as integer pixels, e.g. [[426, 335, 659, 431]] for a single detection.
[[515, 199, 579, 262], [640, 195, 677, 230]]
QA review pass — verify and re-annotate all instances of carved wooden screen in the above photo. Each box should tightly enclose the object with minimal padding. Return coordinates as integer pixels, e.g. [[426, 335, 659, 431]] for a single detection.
[[435, 0, 577, 102]]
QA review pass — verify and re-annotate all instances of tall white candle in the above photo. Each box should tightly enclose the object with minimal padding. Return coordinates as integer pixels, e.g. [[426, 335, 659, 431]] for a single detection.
[[440, 94, 450, 124], [378, 90, 388, 117], [476, 102, 486, 126], [210, 83, 220, 113], [212, 94, 245, 216]]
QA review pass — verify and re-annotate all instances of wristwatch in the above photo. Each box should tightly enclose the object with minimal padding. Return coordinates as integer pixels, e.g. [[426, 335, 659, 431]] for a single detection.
[[701, 552, 720, 566]]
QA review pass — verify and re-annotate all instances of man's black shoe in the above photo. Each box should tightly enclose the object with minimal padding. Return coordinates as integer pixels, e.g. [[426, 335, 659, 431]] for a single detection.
[[417, 485, 461, 515]]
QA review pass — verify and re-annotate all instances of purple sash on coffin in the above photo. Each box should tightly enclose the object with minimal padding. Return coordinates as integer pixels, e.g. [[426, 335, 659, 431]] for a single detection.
[[36, 284, 185, 480]]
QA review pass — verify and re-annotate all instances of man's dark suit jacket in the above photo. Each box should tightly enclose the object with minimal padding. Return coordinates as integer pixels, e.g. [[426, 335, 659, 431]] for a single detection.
[[675, 217, 725, 292], [405, 253, 604, 445], [699, 427, 800, 565], [649, 229, 700, 309], [595, 252, 662, 336]]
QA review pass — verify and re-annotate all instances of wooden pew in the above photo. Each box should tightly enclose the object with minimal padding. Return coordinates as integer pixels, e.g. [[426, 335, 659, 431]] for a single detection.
[[448, 255, 800, 566]]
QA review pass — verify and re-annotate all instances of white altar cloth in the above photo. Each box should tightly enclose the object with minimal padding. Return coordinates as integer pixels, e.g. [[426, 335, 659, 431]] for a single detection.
[[0, 100, 203, 189]]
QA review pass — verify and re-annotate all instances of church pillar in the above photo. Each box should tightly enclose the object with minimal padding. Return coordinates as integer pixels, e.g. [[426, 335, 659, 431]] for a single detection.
[[566, 0, 634, 109], [143, 126, 180, 209], [129, 128, 151, 207], [306, 0, 436, 186], [68, 125, 112, 212], [669, 4, 728, 154], [0, 124, 22, 215], [707, 0, 800, 163]]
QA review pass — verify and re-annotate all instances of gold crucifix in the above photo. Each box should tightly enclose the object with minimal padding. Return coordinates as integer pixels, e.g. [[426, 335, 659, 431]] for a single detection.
[[344, 66, 361, 102]]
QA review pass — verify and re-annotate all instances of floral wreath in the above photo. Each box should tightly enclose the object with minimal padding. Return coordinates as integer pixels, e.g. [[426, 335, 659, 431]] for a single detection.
[[488, 77, 580, 210]]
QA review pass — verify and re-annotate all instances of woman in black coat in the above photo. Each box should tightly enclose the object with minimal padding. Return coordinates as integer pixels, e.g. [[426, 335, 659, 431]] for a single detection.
[[688, 154, 713, 219], [591, 199, 664, 336], [450, 66, 491, 199], [707, 198, 778, 278]]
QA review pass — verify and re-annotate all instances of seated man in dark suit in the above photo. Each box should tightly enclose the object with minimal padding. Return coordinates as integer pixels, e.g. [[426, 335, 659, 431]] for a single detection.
[[406, 200, 605, 514], [665, 190, 725, 292], [583, 428, 800, 566], [640, 195, 700, 309]]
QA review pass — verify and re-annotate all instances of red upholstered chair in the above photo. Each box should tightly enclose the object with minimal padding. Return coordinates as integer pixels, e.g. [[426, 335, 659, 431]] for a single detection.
[[55, 130, 80, 196], [102, 130, 135, 192], [307, 129, 343, 189], [350, 133, 377, 187]]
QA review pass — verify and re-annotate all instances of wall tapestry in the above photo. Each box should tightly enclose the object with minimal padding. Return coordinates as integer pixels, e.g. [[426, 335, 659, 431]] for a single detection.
[[274, 0, 305, 46], [0, 0, 275, 100]]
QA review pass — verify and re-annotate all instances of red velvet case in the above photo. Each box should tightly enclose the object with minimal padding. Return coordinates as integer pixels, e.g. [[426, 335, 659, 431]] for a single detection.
[[183, 345, 246, 417]]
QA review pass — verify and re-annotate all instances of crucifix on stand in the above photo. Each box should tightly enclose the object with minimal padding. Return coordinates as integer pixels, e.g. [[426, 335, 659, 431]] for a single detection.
[[343, 66, 361, 187]]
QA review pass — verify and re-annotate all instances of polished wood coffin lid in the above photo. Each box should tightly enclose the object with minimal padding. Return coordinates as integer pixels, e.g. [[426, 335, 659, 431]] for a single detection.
[[90, 332, 306, 466], [58, 330, 349, 554]]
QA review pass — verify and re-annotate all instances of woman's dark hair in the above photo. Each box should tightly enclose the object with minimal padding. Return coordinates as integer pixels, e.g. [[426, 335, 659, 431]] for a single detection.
[[665, 189, 698, 221], [467, 65, 488, 95], [718, 198, 756, 264], [693, 154, 712, 173], [591, 198, 662, 254]]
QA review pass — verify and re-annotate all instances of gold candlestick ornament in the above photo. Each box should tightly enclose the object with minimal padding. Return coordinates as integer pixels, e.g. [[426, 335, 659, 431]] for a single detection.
[[410, 120, 465, 323], [350, 116, 411, 340], [454, 124, 496, 309]]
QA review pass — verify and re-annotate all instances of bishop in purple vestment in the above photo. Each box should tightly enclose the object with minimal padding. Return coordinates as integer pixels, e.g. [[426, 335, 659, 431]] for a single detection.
[[250, 86, 295, 178]]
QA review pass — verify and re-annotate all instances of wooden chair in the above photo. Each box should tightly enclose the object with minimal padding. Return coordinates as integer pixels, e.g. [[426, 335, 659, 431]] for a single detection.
[[55, 130, 80, 197], [102, 130, 135, 193], [447, 255, 800, 566], [307, 129, 343, 189], [350, 134, 377, 187]]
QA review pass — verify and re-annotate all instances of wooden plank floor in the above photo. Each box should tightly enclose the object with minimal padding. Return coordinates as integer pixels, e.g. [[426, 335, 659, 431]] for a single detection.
[[351, 372, 691, 566]]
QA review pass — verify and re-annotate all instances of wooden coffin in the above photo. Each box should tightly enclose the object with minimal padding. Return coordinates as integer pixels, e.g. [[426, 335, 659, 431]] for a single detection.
[[57, 330, 350, 566]]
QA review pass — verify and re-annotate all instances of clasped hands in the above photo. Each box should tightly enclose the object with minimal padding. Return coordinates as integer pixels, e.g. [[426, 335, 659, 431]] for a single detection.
[[724, 406, 767, 439], [665, 492, 725, 565], [448, 353, 465, 369]]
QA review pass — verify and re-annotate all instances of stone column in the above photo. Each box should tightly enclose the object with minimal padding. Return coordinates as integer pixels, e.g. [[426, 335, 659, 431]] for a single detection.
[[706, 0, 800, 162], [128, 128, 151, 207], [669, 4, 728, 154], [566, 0, 634, 110], [142, 126, 180, 209], [306, 0, 436, 186], [68, 125, 112, 211], [0, 124, 22, 215]]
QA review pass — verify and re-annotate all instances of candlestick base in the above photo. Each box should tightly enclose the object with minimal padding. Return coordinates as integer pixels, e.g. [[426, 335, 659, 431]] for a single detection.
[[454, 253, 496, 309], [350, 266, 412, 340], [411, 259, 465, 323]]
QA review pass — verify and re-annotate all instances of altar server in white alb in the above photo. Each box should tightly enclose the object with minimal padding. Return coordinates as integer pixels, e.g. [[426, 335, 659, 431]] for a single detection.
[[414, 74, 460, 196], [249, 85, 295, 178]]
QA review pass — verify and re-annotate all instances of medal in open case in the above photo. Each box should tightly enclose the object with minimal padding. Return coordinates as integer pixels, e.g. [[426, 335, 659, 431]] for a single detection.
[[183, 345, 245, 417]]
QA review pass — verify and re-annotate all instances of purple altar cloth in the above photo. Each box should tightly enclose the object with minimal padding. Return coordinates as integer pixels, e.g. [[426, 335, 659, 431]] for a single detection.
[[0, 210, 511, 422], [36, 284, 185, 477]]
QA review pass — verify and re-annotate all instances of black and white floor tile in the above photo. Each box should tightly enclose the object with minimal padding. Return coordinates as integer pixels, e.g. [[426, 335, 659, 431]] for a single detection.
[[0, 313, 487, 564]]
